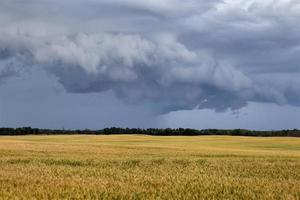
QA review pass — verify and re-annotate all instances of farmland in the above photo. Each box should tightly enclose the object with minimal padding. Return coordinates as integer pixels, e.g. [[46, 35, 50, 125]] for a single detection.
[[0, 135, 299, 199]]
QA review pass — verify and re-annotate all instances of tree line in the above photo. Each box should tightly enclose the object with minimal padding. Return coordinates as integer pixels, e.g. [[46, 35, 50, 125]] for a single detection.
[[0, 127, 299, 137]]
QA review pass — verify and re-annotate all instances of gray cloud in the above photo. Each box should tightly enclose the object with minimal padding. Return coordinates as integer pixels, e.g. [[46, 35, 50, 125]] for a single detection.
[[0, 0, 299, 113]]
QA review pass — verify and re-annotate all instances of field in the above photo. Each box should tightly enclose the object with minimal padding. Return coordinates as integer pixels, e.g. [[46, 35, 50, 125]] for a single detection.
[[0, 135, 299, 199]]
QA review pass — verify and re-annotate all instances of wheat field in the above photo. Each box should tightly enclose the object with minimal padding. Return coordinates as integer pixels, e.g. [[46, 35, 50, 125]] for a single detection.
[[0, 135, 299, 199]]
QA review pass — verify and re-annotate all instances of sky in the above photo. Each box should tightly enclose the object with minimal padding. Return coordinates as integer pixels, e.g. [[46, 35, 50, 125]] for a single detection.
[[0, 0, 299, 130]]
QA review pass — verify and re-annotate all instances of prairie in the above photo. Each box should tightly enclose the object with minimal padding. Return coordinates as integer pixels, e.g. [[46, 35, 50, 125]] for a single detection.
[[0, 135, 299, 199]]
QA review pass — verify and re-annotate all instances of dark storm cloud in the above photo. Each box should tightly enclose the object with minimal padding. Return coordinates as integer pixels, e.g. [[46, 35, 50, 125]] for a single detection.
[[0, 0, 299, 112]]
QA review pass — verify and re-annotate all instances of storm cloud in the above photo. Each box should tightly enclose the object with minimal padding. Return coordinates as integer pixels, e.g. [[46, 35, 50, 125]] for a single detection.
[[0, 0, 299, 113]]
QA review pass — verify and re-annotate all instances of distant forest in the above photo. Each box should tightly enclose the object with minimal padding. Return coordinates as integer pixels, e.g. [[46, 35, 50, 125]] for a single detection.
[[0, 127, 299, 137]]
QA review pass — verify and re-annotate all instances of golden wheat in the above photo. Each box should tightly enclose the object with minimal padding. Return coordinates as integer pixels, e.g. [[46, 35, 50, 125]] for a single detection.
[[0, 135, 299, 199]]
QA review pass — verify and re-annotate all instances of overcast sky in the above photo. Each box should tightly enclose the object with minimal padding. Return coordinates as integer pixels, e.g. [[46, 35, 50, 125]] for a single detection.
[[0, 0, 299, 130]]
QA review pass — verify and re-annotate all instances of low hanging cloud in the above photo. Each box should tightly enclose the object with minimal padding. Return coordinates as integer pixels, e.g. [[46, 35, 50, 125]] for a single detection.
[[0, 0, 299, 113]]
